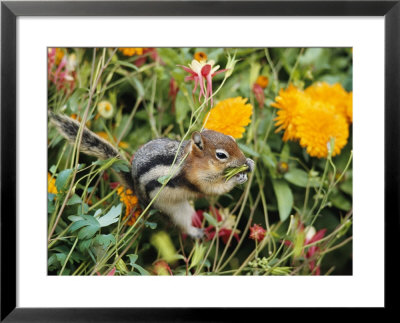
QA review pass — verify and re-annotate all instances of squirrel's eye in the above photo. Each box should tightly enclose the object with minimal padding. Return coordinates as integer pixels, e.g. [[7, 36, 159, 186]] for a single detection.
[[216, 150, 229, 160]]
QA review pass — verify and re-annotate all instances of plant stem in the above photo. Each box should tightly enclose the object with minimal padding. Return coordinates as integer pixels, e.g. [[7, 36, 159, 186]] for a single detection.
[[59, 237, 78, 275]]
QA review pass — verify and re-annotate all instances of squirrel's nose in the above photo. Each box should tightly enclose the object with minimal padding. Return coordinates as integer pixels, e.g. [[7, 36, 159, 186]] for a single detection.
[[245, 158, 255, 172]]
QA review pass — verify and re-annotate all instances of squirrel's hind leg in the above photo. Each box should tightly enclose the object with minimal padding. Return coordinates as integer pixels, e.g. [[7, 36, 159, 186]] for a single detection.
[[156, 200, 204, 239]]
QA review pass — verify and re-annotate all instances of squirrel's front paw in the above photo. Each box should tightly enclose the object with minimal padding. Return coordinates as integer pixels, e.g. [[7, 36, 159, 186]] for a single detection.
[[246, 158, 255, 172], [187, 227, 205, 240]]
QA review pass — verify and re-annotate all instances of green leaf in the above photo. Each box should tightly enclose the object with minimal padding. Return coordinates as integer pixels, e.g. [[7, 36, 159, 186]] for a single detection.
[[49, 165, 57, 175], [284, 168, 320, 188], [340, 173, 352, 195], [66, 88, 88, 112], [189, 242, 207, 270], [144, 221, 157, 230], [55, 169, 73, 192], [150, 231, 177, 264], [127, 254, 138, 266], [78, 225, 100, 240], [93, 234, 115, 247], [132, 264, 150, 276], [237, 143, 260, 158], [48, 199, 55, 213], [68, 214, 84, 222], [66, 194, 82, 205], [202, 212, 218, 227], [329, 190, 352, 211], [293, 230, 305, 257], [272, 179, 293, 222], [157, 48, 182, 66], [97, 204, 122, 227], [280, 143, 290, 162], [157, 175, 170, 185], [111, 159, 130, 173], [117, 60, 140, 72], [175, 91, 190, 124], [69, 214, 101, 240], [258, 141, 277, 170], [55, 253, 67, 267], [69, 219, 89, 232], [127, 77, 145, 98], [79, 239, 92, 252]]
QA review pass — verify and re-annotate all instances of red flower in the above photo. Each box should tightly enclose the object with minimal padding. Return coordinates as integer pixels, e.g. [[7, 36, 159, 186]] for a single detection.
[[249, 224, 266, 243], [283, 224, 327, 275], [191, 208, 239, 245], [153, 260, 173, 275]]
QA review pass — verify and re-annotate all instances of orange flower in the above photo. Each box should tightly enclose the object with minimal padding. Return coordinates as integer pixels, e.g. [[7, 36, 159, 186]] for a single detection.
[[255, 75, 269, 89], [116, 186, 141, 226], [305, 82, 352, 124], [118, 48, 144, 56], [271, 85, 311, 141], [55, 48, 65, 65], [95, 132, 129, 149], [296, 102, 349, 158], [271, 83, 351, 158], [48, 173, 58, 194], [203, 97, 253, 139], [194, 51, 208, 62]]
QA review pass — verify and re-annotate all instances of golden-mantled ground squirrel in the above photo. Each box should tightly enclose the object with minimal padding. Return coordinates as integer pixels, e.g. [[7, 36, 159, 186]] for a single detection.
[[49, 112, 254, 239]]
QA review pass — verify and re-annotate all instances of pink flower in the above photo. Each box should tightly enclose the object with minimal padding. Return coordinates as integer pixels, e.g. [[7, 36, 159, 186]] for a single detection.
[[253, 83, 265, 108], [179, 59, 226, 106], [249, 224, 266, 243], [96, 267, 116, 276], [134, 48, 164, 67], [168, 78, 179, 112], [48, 48, 76, 94], [305, 228, 326, 275]]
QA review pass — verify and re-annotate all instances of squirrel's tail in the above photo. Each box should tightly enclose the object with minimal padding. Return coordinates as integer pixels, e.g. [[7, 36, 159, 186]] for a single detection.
[[48, 111, 134, 190]]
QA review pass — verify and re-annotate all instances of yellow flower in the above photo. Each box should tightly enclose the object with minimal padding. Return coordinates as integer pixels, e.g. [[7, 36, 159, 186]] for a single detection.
[[203, 97, 253, 139], [118, 48, 144, 56], [271, 85, 311, 141], [97, 100, 114, 119], [194, 51, 208, 62], [295, 102, 349, 158], [272, 83, 351, 158], [255, 75, 269, 89], [346, 92, 353, 123], [117, 186, 141, 226], [48, 173, 58, 194], [305, 82, 352, 124]]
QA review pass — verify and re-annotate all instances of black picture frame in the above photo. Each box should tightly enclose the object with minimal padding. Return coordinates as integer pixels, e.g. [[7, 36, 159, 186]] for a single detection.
[[1, 0, 398, 321]]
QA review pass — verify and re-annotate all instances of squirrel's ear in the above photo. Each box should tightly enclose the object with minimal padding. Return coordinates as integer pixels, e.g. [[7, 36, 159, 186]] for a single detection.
[[191, 131, 204, 150]]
